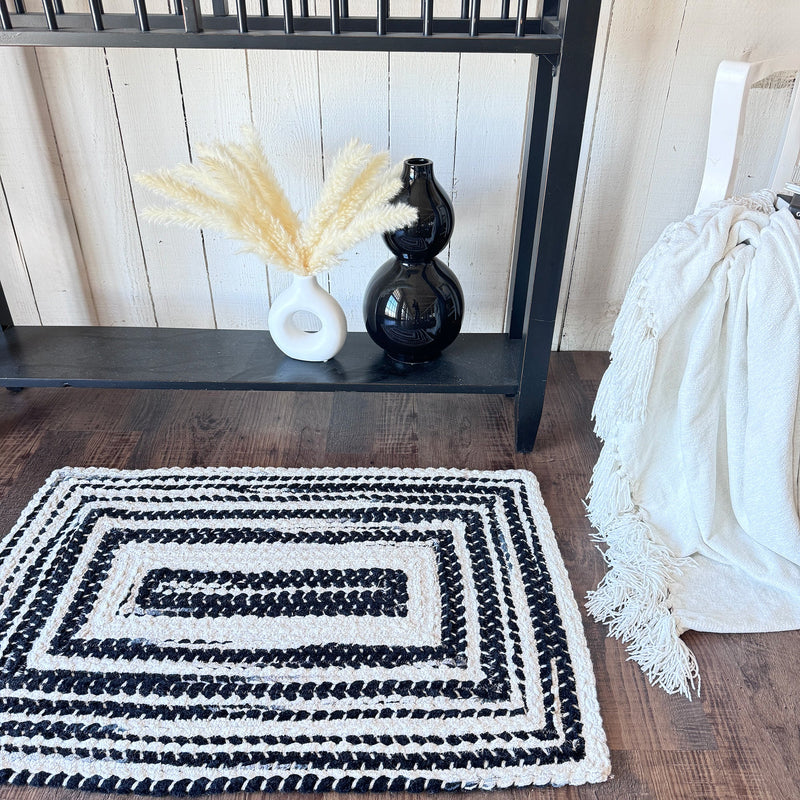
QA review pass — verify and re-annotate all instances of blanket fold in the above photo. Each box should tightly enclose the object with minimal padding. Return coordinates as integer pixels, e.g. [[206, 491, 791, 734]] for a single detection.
[[588, 190, 800, 697]]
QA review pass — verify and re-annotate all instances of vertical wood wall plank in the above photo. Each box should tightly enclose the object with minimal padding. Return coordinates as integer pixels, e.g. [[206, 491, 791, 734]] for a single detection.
[[318, 51, 390, 331], [556, 0, 689, 350], [176, 49, 269, 330], [247, 49, 325, 319], [0, 48, 95, 325], [36, 48, 156, 326], [0, 178, 39, 325], [389, 53, 460, 195], [450, 52, 531, 332], [105, 48, 216, 329], [100, 0, 205, 326]]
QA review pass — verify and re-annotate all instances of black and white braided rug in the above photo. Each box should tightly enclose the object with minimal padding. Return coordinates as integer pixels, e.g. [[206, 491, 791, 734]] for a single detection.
[[0, 466, 610, 794]]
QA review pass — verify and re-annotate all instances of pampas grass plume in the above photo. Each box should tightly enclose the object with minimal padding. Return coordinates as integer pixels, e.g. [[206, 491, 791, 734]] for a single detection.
[[136, 129, 416, 277]]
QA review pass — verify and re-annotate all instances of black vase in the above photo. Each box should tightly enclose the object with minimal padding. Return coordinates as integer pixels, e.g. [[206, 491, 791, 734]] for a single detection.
[[364, 158, 464, 363]]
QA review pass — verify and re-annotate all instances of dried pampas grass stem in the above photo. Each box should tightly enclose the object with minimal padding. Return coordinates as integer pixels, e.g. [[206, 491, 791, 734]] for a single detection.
[[137, 129, 416, 277]]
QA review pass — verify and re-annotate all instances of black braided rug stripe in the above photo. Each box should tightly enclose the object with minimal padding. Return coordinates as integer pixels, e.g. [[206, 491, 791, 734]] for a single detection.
[[0, 467, 610, 794]]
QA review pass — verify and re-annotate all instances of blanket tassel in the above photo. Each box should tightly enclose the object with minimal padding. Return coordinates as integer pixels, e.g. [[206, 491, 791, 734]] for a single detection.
[[586, 458, 700, 698]]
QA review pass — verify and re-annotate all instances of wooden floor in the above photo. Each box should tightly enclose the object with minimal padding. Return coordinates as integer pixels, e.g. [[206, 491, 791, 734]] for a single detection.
[[0, 351, 797, 800]]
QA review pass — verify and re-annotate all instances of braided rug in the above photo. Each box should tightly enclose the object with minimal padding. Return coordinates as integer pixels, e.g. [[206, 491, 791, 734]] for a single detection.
[[0, 466, 610, 794]]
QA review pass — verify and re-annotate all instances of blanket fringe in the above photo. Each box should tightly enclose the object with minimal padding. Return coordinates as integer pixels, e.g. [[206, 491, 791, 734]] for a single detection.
[[593, 279, 659, 440], [588, 264, 700, 698], [587, 444, 701, 698]]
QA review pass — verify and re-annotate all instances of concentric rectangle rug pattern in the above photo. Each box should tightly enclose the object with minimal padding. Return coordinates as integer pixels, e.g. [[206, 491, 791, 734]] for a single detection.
[[0, 466, 610, 794]]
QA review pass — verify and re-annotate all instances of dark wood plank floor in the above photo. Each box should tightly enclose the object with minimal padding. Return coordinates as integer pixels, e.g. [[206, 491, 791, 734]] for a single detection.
[[0, 351, 797, 800]]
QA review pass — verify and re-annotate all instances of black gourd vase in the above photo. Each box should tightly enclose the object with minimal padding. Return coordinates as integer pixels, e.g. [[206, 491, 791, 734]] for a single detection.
[[363, 158, 464, 364]]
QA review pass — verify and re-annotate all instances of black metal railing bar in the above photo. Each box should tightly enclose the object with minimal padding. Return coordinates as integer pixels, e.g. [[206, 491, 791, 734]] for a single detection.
[[87, 0, 103, 29], [421, 0, 431, 36], [468, 0, 479, 36], [181, 0, 199, 29], [281, 0, 292, 33], [1, 0, 558, 51], [133, 0, 148, 29], [376, 0, 387, 35], [41, 0, 57, 28], [514, 0, 526, 37], [329, 0, 339, 34]]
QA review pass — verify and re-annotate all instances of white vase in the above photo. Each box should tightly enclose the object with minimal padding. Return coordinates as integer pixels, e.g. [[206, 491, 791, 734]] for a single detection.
[[267, 274, 347, 362]]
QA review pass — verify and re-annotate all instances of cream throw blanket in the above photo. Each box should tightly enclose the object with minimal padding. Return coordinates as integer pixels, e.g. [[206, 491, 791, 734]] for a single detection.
[[587, 190, 800, 697]]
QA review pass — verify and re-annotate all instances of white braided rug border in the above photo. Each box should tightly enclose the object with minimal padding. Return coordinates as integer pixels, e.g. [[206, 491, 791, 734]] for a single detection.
[[0, 466, 610, 794]]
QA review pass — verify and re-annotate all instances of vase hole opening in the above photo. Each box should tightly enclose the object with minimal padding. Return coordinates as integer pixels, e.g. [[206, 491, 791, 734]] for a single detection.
[[406, 158, 431, 166], [290, 310, 323, 333]]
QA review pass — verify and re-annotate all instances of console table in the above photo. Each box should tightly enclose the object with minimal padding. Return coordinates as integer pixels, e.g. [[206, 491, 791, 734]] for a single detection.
[[0, 0, 600, 451]]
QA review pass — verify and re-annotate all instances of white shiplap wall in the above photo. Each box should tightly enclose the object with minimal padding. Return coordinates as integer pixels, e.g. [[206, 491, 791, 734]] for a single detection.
[[2, 0, 800, 347], [556, 0, 800, 350]]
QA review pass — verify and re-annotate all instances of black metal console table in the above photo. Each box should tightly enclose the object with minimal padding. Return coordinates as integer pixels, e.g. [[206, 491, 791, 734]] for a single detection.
[[0, 0, 600, 452]]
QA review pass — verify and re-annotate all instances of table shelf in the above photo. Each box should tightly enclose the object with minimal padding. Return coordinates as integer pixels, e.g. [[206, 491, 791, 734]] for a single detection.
[[0, 327, 521, 394]]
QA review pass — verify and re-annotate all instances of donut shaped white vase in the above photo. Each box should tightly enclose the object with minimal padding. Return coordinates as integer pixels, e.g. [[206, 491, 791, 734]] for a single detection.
[[268, 274, 347, 362]]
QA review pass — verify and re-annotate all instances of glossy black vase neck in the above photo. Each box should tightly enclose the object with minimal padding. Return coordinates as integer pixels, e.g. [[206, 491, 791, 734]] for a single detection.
[[402, 157, 434, 182], [384, 158, 454, 263]]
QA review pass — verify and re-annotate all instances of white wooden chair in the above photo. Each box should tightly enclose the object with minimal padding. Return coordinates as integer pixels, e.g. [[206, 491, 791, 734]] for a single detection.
[[696, 57, 800, 212]]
